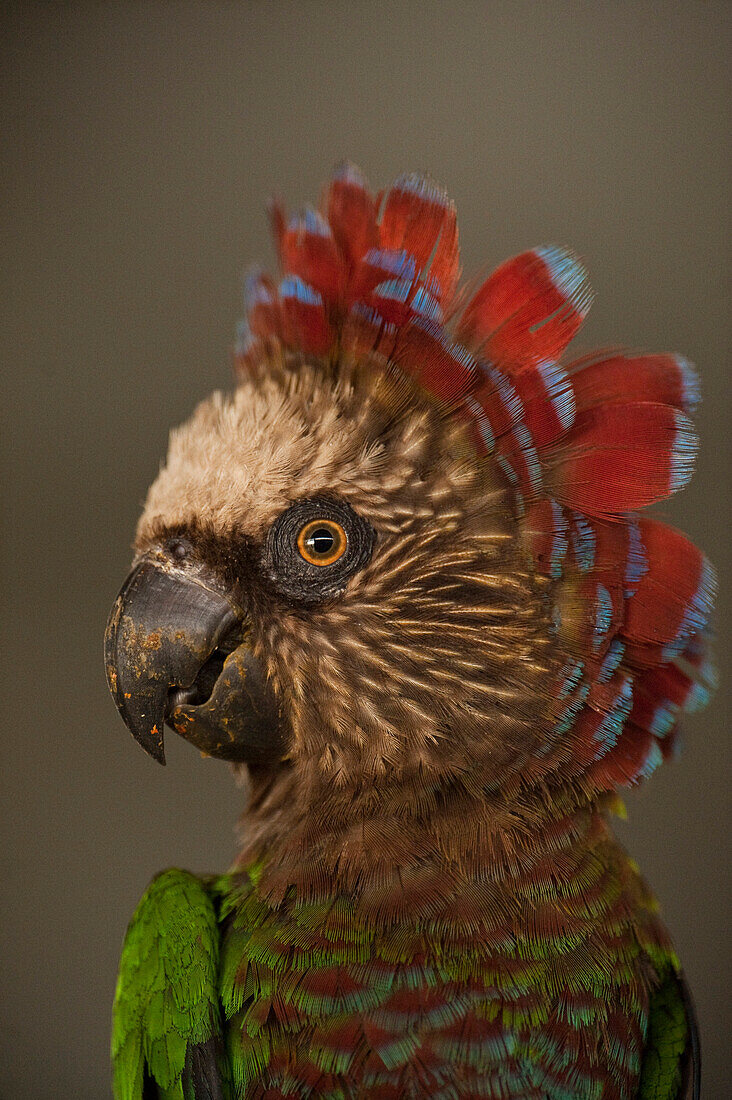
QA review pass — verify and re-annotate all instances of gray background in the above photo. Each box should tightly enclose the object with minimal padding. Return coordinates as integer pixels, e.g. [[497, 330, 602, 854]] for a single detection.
[[2, 2, 729, 1096]]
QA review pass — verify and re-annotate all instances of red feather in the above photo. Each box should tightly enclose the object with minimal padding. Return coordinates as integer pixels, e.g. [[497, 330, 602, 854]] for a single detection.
[[378, 173, 460, 302], [621, 519, 716, 664], [511, 359, 576, 449], [567, 673, 634, 769], [267, 197, 286, 271], [521, 499, 570, 578], [555, 575, 623, 658], [324, 162, 378, 270], [544, 403, 698, 515], [588, 722, 661, 788], [280, 276, 334, 355], [629, 663, 700, 740], [393, 319, 477, 407], [349, 248, 418, 306], [243, 270, 282, 340], [571, 517, 648, 599], [282, 208, 344, 302], [571, 352, 700, 416], [456, 246, 592, 367]]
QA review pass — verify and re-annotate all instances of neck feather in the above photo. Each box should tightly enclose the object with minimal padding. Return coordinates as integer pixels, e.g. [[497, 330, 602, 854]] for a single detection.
[[233, 763, 619, 916]]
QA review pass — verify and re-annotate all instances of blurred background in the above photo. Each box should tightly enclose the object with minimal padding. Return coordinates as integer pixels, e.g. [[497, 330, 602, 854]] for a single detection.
[[2, 2, 729, 1096]]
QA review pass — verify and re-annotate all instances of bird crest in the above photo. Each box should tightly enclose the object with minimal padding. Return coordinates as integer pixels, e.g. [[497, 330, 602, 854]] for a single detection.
[[234, 163, 717, 793]]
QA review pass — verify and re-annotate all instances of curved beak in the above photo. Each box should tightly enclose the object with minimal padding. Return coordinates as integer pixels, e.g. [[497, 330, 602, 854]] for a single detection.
[[104, 558, 285, 765]]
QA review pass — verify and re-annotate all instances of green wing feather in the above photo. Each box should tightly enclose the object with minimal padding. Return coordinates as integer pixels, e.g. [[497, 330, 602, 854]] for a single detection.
[[112, 869, 229, 1100], [638, 967, 700, 1100]]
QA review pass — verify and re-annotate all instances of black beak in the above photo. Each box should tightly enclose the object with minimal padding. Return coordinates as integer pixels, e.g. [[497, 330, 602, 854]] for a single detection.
[[104, 558, 285, 765]]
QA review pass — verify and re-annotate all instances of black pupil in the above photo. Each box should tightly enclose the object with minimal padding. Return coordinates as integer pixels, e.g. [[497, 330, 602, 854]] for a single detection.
[[306, 527, 336, 556]]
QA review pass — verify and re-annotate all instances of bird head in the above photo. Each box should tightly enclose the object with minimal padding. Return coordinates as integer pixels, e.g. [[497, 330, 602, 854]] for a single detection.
[[106, 166, 716, 819]]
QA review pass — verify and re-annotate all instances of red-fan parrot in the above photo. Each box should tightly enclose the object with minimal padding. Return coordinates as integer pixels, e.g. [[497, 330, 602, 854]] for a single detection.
[[105, 166, 715, 1100]]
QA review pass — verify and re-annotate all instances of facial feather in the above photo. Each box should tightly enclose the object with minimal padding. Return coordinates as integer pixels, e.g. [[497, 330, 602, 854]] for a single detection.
[[136, 353, 559, 817]]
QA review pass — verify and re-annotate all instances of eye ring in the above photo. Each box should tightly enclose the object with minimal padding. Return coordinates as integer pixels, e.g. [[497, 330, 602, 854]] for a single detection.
[[264, 496, 376, 605], [296, 519, 348, 567]]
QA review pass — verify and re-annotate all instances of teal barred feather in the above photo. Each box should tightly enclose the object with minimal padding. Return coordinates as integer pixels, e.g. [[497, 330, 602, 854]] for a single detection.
[[111, 848, 694, 1099], [209, 827, 679, 1100]]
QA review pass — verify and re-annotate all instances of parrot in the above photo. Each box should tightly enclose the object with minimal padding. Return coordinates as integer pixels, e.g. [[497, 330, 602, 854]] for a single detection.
[[105, 165, 716, 1100]]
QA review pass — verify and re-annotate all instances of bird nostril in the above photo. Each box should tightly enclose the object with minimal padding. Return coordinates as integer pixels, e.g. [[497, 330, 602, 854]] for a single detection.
[[167, 537, 192, 562]]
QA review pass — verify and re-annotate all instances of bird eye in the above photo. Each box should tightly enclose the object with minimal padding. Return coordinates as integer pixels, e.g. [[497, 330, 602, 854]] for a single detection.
[[263, 496, 376, 606], [296, 519, 348, 566]]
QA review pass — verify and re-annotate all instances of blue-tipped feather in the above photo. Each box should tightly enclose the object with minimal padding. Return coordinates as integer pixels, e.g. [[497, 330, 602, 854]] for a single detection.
[[482, 364, 525, 429], [661, 557, 717, 660], [410, 284, 444, 323], [593, 678, 634, 755], [668, 409, 698, 493], [624, 521, 648, 598], [535, 359, 576, 432], [361, 248, 416, 282], [463, 396, 496, 452], [235, 319, 255, 358], [556, 655, 581, 699], [592, 585, 614, 653], [280, 275, 323, 307], [534, 245, 593, 319], [598, 640, 625, 683], [570, 513, 596, 573], [673, 354, 701, 414], [546, 500, 570, 579], [554, 681, 591, 736], [288, 206, 331, 237], [391, 171, 450, 206]]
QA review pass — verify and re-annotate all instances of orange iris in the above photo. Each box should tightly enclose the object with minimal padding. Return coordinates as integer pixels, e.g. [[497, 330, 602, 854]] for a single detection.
[[296, 519, 348, 566]]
